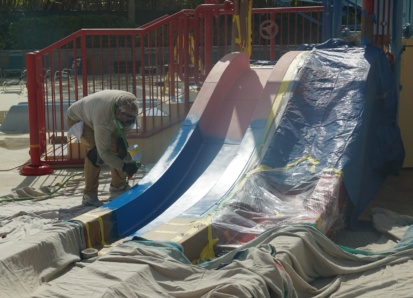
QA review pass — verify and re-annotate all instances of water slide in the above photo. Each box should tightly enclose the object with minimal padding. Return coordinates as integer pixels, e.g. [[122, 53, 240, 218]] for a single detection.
[[2, 43, 406, 298], [74, 42, 404, 253], [73, 50, 305, 247]]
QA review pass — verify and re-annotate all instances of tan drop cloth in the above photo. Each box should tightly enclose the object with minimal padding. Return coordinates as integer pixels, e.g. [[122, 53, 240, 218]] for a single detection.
[[0, 223, 84, 298], [0, 169, 144, 247], [17, 207, 413, 298]]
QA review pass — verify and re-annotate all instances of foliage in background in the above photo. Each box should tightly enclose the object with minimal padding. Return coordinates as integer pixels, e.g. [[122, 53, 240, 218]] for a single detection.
[[0, 0, 295, 13], [0, 14, 9, 49], [8, 14, 135, 50], [0, 0, 128, 12], [1, 1, 319, 50]]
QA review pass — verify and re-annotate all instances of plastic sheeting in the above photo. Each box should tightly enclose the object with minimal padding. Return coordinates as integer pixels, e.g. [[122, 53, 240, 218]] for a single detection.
[[210, 41, 404, 250]]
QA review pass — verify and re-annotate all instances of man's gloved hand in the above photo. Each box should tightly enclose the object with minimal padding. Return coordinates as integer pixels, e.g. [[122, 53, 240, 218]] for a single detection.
[[122, 162, 139, 176], [87, 147, 104, 167], [116, 137, 128, 159]]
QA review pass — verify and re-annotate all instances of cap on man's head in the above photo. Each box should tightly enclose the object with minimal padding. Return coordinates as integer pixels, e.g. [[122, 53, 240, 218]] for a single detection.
[[115, 93, 139, 115]]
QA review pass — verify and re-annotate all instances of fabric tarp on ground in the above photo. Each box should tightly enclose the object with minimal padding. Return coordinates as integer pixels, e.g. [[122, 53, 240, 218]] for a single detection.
[[0, 168, 148, 247], [27, 208, 413, 298], [0, 222, 84, 298]]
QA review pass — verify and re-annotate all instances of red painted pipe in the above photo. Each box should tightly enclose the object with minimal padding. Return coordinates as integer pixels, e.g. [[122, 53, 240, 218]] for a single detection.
[[362, 0, 374, 14], [20, 52, 53, 176], [361, 0, 375, 45]]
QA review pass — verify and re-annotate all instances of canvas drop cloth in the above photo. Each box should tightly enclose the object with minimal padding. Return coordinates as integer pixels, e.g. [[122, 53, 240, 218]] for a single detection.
[[18, 207, 413, 298]]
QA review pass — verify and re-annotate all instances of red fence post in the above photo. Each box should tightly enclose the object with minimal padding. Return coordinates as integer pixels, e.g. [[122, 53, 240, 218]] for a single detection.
[[20, 52, 53, 176], [361, 0, 375, 45], [81, 34, 88, 98], [204, 10, 213, 74]]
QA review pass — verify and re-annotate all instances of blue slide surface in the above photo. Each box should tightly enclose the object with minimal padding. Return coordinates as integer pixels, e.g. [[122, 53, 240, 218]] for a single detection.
[[95, 43, 404, 246], [100, 51, 302, 240]]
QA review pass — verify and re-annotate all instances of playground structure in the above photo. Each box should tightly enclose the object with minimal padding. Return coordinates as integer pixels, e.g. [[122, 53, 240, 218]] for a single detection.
[[68, 42, 403, 258], [0, 1, 396, 173], [0, 0, 410, 296], [3, 0, 404, 247], [18, 3, 326, 173], [0, 42, 406, 297]]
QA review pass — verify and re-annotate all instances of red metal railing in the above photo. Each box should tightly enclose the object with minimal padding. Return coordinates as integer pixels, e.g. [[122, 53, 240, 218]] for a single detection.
[[341, 0, 392, 49], [372, 0, 392, 48], [23, 4, 324, 173]]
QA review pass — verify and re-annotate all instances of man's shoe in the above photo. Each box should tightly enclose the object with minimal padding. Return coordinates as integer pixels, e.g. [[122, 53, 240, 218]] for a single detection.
[[82, 194, 103, 207], [109, 183, 131, 193]]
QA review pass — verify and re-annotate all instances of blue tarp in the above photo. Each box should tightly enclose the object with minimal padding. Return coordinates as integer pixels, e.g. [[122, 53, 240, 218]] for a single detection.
[[278, 42, 404, 228], [212, 41, 404, 239]]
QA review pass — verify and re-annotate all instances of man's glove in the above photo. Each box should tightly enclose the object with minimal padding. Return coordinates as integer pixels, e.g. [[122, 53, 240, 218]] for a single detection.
[[122, 162, 139, 176], [116, 137, 128, 159], [87, 147, 104, 167]]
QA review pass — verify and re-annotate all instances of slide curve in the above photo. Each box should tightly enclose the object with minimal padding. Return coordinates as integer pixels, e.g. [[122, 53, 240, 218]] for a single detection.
[[73, 51, 304, 246]]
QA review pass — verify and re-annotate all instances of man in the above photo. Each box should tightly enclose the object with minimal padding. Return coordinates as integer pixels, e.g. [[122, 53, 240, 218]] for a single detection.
[[67, 90, 140, 207]]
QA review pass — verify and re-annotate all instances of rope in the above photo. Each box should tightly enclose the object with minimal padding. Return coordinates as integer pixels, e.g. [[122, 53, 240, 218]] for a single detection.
[[0, 172, 83, 203]]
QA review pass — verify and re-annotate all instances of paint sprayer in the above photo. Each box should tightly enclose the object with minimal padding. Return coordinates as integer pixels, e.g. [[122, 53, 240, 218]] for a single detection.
[[127, 144, 142, 179]]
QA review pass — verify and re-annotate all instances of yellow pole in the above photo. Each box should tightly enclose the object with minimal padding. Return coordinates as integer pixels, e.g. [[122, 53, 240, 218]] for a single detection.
[[231, 0, 252, 57]]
